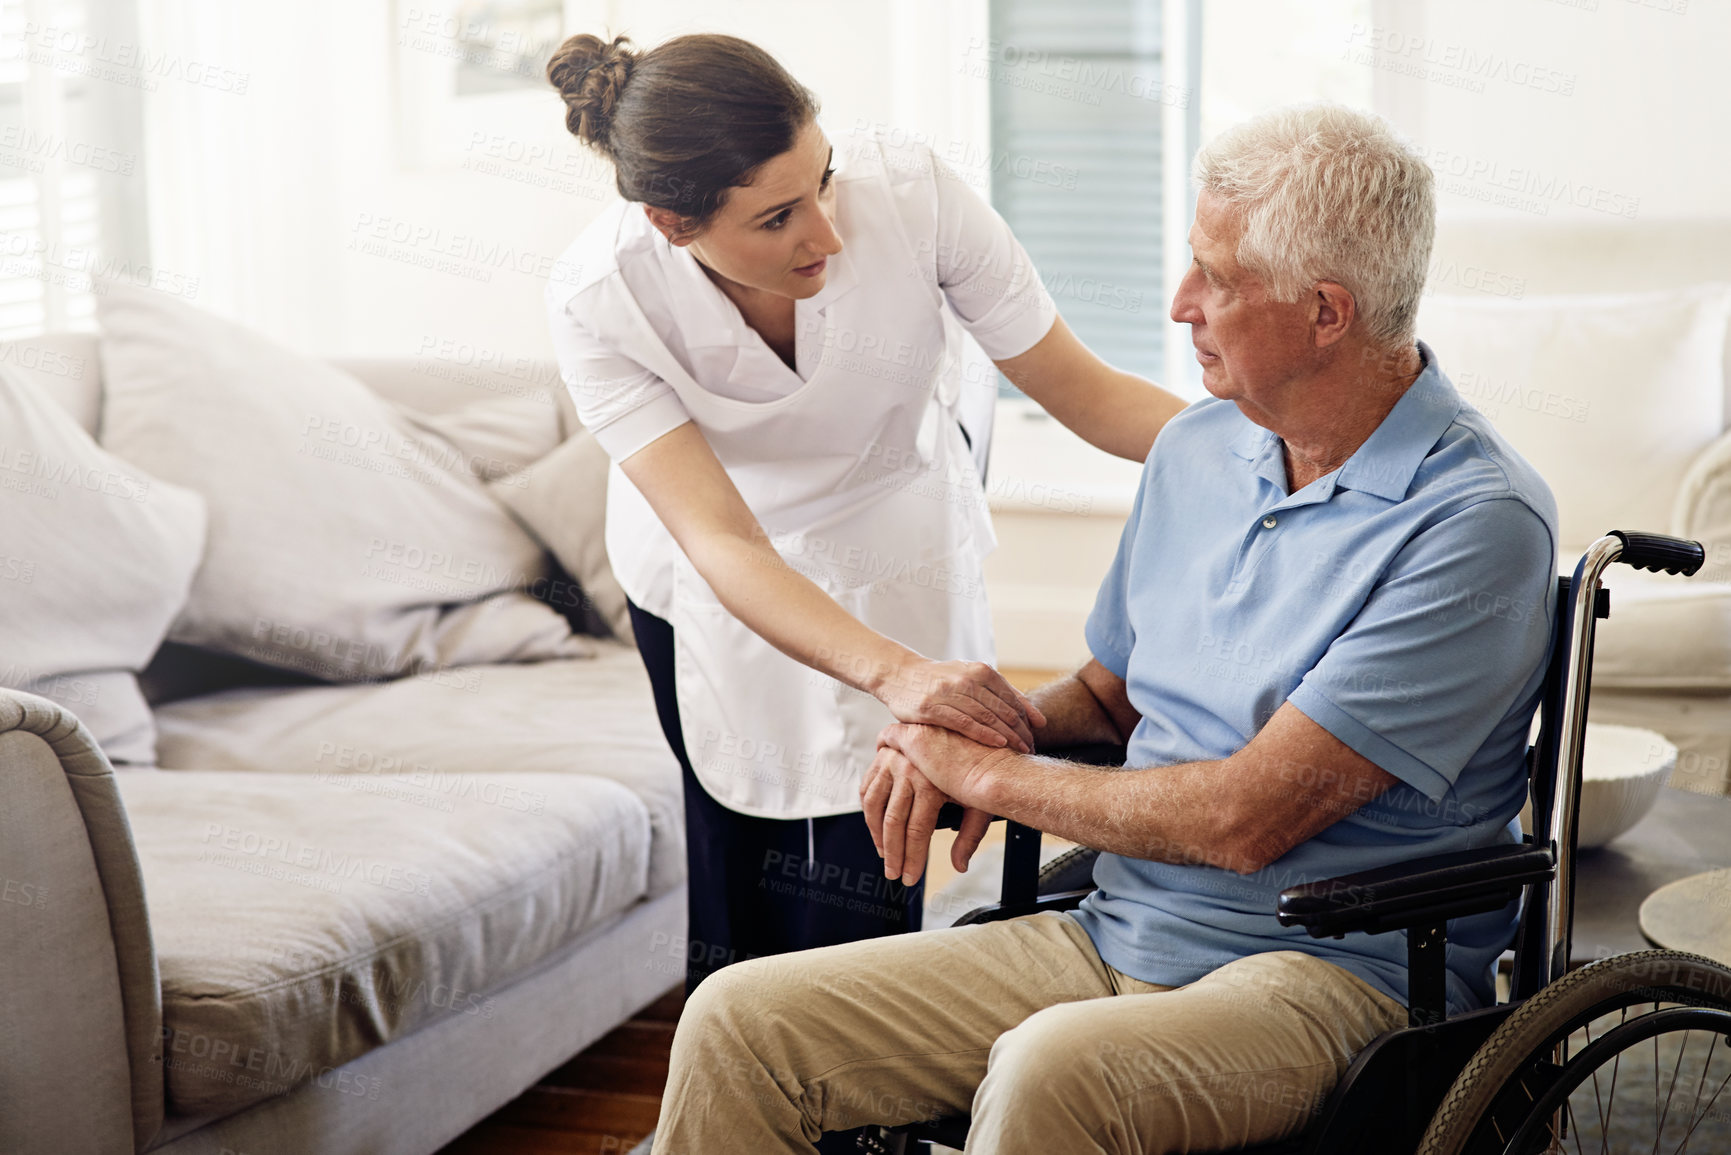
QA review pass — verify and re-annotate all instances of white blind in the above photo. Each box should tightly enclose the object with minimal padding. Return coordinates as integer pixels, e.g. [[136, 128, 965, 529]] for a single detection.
[[0, 0, 136, 339], [990, 0, 1167, 395]]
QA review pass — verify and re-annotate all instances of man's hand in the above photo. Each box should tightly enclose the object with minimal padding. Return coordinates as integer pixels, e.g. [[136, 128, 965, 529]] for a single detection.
[[860, 724, 1021, 886], [879, 722, 1011, 802]]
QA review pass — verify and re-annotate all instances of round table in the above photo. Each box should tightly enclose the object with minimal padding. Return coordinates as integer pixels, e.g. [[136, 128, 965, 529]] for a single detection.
[[1639, 868, 1731, 965]]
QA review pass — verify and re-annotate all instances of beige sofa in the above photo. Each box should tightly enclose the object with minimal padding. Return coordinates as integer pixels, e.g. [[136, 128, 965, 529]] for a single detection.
[[1419, 219, 1731, 796], [0, 326, 684, 1155]]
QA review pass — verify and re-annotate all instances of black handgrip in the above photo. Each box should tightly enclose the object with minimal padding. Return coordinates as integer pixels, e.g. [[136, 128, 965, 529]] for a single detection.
[[935, 801, 970, 830], [1609, 530, 1705, 576]]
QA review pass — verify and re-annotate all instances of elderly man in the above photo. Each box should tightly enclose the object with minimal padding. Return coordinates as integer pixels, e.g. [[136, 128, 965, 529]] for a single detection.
[[651, 104, 1558, 1154]]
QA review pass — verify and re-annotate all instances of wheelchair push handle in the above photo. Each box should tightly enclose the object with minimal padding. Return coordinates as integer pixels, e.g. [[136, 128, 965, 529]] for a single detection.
[[1608, 530, 1705, 576]]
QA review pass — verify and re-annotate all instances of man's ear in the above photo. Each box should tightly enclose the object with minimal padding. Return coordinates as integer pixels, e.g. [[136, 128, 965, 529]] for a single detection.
[[643, 204, 699, 247], [1312, 282, 1357, 349]]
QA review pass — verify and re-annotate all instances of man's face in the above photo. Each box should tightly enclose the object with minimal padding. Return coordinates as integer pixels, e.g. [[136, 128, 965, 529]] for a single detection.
[[1168, 191, 1318, 420]]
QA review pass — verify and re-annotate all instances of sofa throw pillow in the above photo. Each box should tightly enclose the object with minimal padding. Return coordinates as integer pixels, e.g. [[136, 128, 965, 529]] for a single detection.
[[1673, 425, 1731, 584], [0, 364, 206, 764], [1418, 285, 1731, 554], [95, 278, 591, 680], [393, 393, 563, 484], [489, 427, 634, 643]]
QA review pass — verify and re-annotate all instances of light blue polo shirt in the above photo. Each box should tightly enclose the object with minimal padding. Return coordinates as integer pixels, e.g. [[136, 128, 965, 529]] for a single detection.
[[1070, 342, 1558, 1016]]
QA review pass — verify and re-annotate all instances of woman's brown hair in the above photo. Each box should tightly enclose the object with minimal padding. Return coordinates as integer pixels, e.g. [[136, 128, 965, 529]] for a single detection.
[[547, 33, 820, 229]]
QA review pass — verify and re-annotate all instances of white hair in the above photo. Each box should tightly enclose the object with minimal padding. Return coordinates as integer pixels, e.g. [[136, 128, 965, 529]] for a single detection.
[[1193, 103, 1434, 349]]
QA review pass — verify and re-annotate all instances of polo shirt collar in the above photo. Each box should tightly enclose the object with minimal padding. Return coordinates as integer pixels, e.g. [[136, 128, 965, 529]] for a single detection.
[[1225, 340, 1461, 503], [1334, 340, 1461, 501], [1228, 419, 1270, 463]]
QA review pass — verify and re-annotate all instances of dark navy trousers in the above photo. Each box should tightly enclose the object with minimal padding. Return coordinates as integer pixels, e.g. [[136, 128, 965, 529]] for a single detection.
[[626, 601, 925, 997]]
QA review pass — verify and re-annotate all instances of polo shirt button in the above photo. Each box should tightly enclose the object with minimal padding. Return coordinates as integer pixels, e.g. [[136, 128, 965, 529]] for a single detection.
[[1262, 516, 1278, 529]]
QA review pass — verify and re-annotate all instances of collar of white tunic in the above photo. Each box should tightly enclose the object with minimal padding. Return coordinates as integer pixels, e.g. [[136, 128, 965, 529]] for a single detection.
[[616, 200, 863, 404]]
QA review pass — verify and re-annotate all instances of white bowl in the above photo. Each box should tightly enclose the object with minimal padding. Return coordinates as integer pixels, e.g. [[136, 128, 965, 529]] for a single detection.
[[1518, 722, 1677, 849], [1576, 724, 1677, 848]]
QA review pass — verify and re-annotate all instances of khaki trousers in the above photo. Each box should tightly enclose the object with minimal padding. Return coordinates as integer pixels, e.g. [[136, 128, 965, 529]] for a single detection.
[[654, 910, 1407, 1154]]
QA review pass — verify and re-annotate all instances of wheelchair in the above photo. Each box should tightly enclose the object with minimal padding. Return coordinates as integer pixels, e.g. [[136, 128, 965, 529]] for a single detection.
[[860, 530, 1731, 1155]]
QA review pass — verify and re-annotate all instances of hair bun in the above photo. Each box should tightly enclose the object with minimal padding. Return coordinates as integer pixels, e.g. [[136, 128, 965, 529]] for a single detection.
[[546, 33, 636, 154]]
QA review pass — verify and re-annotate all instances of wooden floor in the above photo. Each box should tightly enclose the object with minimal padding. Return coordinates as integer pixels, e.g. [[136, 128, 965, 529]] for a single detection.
[[438, 666, 1065, 1154], [436, 985, 681, 1155]]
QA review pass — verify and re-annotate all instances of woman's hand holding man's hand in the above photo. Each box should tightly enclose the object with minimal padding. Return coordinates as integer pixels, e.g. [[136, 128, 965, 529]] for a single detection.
[[874, 658, 1045, 752]]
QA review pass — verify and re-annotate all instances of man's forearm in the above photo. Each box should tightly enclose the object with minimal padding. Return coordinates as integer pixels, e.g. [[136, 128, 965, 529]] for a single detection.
[[1027, 670, 1127, 749], [969, 749, 1259, 873], [918, 698, 1399, 878]]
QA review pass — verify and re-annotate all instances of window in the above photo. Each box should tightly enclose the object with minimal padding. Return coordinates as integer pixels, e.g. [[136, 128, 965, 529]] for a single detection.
[[987, 0, 1200, 398], [0, 0, 149, 339], [976, 0, 1200, 519]]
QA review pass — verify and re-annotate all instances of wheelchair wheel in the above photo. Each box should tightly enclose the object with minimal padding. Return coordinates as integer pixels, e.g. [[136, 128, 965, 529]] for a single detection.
[[1418, 950, 1731, 1155]]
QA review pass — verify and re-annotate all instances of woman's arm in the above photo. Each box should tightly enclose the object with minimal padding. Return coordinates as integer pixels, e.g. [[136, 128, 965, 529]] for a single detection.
[[995, 315, 1188, 464], [621, 422, 1044, 750], [916, 150, 1184, 464]]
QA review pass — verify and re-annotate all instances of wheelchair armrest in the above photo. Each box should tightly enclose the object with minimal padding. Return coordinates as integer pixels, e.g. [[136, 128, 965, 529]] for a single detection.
[[1041, 741, 1129, 767], [1276, 842, 1554, 939], [934, 741, 1126, 830]]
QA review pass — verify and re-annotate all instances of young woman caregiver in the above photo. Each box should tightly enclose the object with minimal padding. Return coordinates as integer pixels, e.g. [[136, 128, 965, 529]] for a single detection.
[[544, 31, 1186, 994]]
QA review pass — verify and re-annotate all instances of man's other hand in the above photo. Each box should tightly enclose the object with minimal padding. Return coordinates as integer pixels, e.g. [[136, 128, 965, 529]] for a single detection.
[[862, 724, 1015, 886]]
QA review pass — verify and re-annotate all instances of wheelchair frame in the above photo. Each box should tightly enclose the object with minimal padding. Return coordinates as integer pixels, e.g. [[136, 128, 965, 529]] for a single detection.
[[862, 529, 1720, 1155]]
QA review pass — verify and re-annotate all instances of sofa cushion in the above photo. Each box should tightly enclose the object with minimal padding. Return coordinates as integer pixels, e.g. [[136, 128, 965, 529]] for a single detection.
[[93, 278, 592, 680], [0, 364, 206, 764], [489, 428, 634, 643], [1418, 285, 1731, 555], [1593, 567, 1731, 691], [150, 644, 684, 896], [397, 394, 563, 483], [1675, 427, 1731, 583], [117, 768, 651, 1117], [0, 333, 102, 434]]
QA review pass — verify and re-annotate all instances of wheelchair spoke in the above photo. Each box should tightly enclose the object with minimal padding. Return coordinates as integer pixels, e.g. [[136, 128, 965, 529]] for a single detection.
[[1671, 1033, 1719, 1155], [1564, 1101, 1585, 1155], [1541, 1100, 1575, 1155], [1600, 1007, 1630, 1155], [1669, 1059, 1731, 1155], [1653, 1027, 1662, 1151], [1653, 1020, 1689, 1152], [1584, 1017, 1611, 1152]]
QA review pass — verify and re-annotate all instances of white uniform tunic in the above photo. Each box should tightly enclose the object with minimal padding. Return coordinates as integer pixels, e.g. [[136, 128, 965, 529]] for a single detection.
[[546, 129, 1058, 818]]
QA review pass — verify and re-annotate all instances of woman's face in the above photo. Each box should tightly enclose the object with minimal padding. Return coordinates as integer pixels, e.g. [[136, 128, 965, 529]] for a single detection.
[[654, 120, 843, 301]]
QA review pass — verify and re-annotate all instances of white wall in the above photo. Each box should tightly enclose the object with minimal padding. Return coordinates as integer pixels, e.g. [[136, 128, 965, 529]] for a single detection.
[[135, 0, 990, 362], [1362, 0, 1731, 224], [125, 0, 1731, 370], [1199, 0, 1371, 145], [126, 0, 1731, 669]]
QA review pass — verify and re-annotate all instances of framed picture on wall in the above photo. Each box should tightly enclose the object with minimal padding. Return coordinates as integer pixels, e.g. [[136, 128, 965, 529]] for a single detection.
[[392, 0, 575, 171]]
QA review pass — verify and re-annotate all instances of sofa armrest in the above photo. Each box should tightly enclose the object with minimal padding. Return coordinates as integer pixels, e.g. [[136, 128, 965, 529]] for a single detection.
[[1674, 425, 1731, 582], [1276, 842, 1555, 939], [0, 688, 162, 1153]]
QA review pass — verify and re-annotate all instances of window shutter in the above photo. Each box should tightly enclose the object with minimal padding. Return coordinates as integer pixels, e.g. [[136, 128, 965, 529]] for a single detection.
[[0, 0, 141, 339], [989, 0, 1166, 395]]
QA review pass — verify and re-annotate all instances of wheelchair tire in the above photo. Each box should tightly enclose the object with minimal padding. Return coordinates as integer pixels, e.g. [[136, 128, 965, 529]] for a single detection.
[[1417, 949, 1731, 1155], [1037, 845, 1098, 895]]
